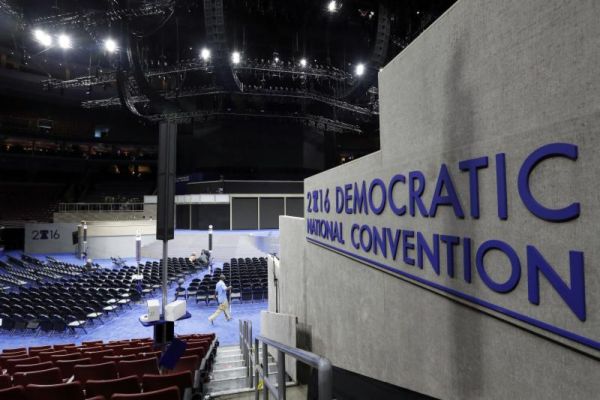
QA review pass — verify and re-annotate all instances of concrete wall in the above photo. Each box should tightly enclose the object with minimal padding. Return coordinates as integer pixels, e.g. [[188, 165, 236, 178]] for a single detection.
[[260, 311, 298, 381], [277, 0, 600, 399], [86, 220, 156, 259]]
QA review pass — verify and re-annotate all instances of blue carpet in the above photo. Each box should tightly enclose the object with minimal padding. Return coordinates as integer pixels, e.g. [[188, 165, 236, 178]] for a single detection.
[[0, 253, 267, 351]]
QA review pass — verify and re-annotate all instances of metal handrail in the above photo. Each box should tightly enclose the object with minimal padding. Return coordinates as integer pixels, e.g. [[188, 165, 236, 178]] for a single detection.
[[58, 202, 144, 213], [255, 335, 332, 400], [239, 319, 254, 387]]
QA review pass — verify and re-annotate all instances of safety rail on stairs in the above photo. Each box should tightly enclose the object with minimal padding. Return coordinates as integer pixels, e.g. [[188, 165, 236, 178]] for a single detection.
[[254, 335, 332, 400], [239, 319, 254, 387]]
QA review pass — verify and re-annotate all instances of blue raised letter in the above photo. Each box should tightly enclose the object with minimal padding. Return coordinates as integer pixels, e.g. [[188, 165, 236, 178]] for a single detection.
[[440, 235, 460, 277], [476, 240, 521, 293], [409, 171, 429, 217], [416, 232, 440, 275], [402, 230, 415, 266], [429, 164, 465, 218], [388, 174, 406, 216], [496, 154, 508, 220], [527, 246, 586, 321], [517, 143, 580, 222], [459, 156, 488, 219]]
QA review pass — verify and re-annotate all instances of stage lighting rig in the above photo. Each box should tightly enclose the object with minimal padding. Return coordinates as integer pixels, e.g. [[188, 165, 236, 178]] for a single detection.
[[33, 29, 52, 47], [31, 0, 179, 29], [355, 63, 365, 76], [231, 51, 241, 65], [104, 38, 118, 53], [327, 1, 341, 13], [57, 34, 72, 49]]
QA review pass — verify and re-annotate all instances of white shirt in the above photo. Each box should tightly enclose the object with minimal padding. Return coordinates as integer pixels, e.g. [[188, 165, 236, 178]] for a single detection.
[[216, 280, 228, 303]]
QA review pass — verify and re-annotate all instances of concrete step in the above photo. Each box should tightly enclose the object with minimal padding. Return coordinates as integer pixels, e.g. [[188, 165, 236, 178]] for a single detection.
[[214, 359, 245, 369], [206, 376, 253, 394], [208, 382, 303, 399], [213, 362, 278, 377], [213, 366, 248, 381], [218, 346, 243, 355]]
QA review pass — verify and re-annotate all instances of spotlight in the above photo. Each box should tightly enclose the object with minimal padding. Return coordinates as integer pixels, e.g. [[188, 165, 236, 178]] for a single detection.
[[104, 38, 118, 53], [33, 29, 52, 47], [327, 1, 338, 13], [57, 34, 72, 49], [200, 48, 211, 61], [231, 51, 241, 65], [355, 63, 365, 76], [300, 58, 307, 68]]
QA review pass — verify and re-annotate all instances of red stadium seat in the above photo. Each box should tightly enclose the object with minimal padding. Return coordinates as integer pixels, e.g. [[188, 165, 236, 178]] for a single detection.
[[13, 367, 62, 386], [27, 346, 53, 358], [121, 346, 153, 356], [105, 344, 128, 355], [52, 344, 76, 351], [54, 357, 91, 379], [111, 386, 180, 400], [13, 361, 54, 374], [108, 340, 131, 345], [84, 349, 114, 364], [0, 353, 29, 369], [85, 376, 140, 399], [0, 373, 12, 389], [38, 350, 67, 363], [24, 381, 85, 400], [76, 346, 102, 353], [6, 357, 41, 375], [50, 353, 86, 363], [182, 346, 206, 361], [171, 355, 199, 375], [142, 371, 192, 398], [74, 361, 118, 385], [138, 350, 162, 360], [0, 385, 26, 400], [117, 357, 159, 382], [82, 340, 104, 347], [2, 347, 27, 354], [102, 355, 137, 363]]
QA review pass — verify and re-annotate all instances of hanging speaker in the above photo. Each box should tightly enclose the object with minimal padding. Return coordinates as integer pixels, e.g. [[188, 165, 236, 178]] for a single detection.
[[157, 121, 177, 241]]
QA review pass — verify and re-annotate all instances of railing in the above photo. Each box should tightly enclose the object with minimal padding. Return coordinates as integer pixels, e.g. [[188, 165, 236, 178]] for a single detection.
[[255, 335, 333, 400], [58, 202, 144, 213], [239, 319, 254, 387]]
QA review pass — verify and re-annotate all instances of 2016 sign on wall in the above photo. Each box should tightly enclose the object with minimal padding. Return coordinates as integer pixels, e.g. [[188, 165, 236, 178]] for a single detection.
[[31, 229, 61, 240], [305, 142, 598, 353]]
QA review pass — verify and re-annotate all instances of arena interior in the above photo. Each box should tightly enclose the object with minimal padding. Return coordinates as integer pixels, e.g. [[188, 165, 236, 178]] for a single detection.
[[0, 1, 598, 399]]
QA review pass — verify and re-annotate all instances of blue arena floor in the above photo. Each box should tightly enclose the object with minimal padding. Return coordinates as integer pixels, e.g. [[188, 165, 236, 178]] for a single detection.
[[0, 252, 267, 351]]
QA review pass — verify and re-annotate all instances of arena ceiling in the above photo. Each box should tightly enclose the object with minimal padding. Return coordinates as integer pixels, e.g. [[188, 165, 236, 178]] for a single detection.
[[0, 0, 456, 133]]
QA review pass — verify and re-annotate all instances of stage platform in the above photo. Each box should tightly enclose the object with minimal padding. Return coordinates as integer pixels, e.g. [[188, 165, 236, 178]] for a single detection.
[[140, 229, 279, 261]]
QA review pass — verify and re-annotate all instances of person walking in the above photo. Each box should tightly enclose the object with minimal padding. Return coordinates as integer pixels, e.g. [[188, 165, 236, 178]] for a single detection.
[[208, 274, 232, 325]]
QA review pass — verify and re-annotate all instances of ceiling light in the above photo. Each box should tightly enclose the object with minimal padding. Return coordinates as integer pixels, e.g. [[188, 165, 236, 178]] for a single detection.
[[104, 38, 118, 53], [33, 29, 52, 47], [327, 1, 337, 13], [200, 48, 211, 61], [57, 34, 72, 49], [355, 63, 365, 76], [232, 51, 241, 65]]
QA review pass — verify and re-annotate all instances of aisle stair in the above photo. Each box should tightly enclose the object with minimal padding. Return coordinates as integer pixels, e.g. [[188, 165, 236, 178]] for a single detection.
[[206, 344, 286, 397]]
